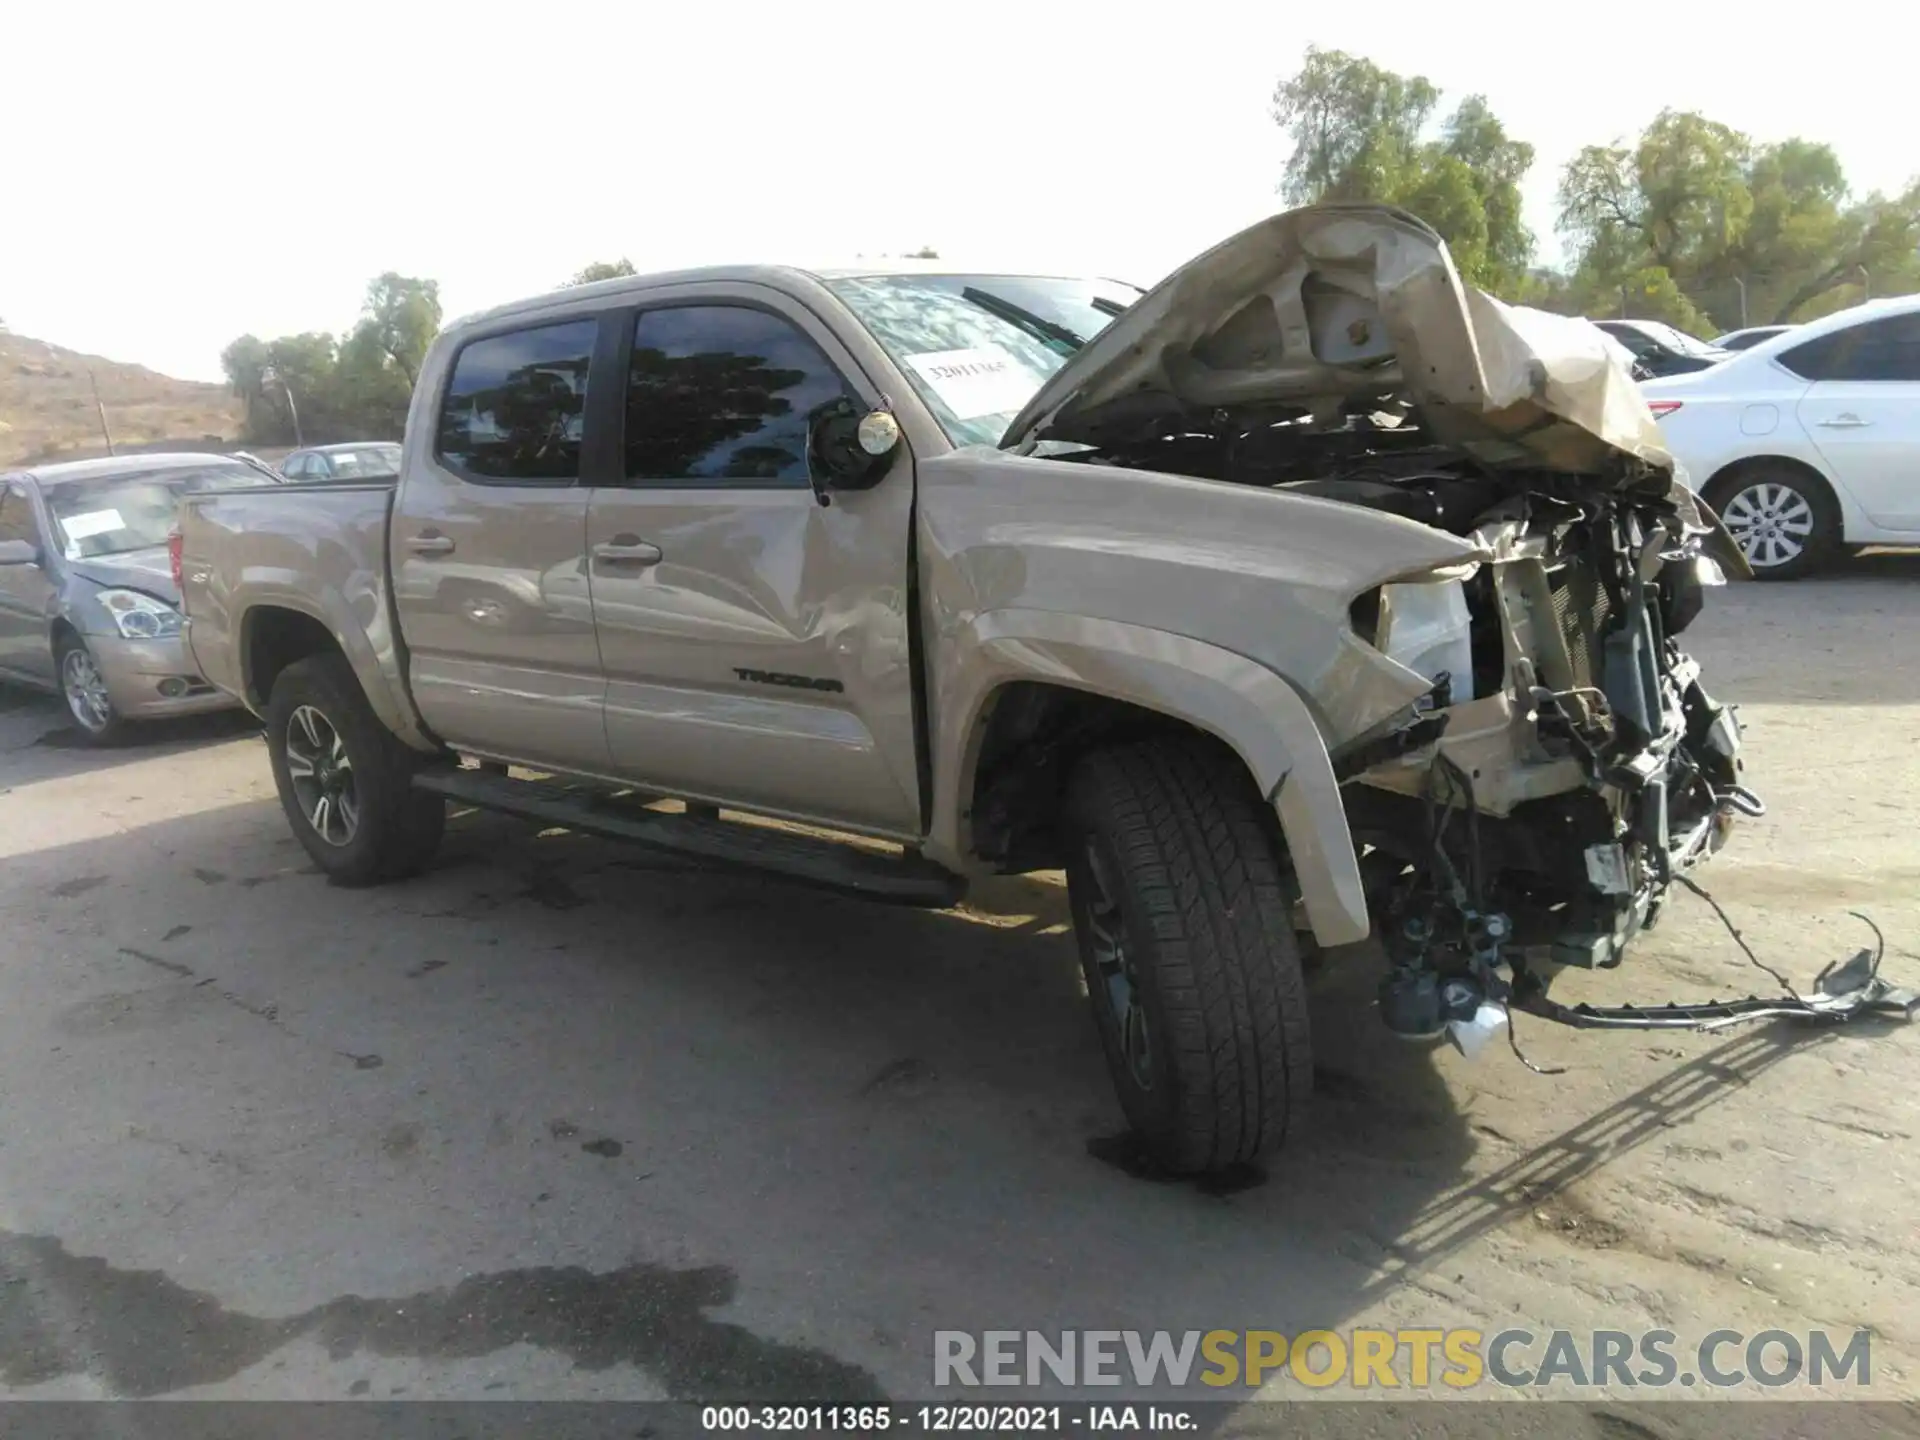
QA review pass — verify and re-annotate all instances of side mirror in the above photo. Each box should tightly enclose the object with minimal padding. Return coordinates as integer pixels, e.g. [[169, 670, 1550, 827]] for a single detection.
[[0, 539, 38, 567], [806, 397, 901, 507]]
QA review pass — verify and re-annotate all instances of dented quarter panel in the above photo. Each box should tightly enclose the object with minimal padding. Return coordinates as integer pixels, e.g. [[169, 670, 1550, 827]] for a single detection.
[[179, 483, 434, 750]]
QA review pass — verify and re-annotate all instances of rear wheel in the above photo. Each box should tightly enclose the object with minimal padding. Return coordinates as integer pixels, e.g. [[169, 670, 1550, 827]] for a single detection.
[[1705, 466, 1840, 581], [1063, 737, 1313, 1174], [265, 653, 444, 884], [57, 635, 129, 746]]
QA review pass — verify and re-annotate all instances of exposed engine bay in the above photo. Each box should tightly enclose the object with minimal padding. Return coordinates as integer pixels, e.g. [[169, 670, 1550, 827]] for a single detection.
[[1045, 389, 1916, 1050], [1000, 202, 1914, 1049]]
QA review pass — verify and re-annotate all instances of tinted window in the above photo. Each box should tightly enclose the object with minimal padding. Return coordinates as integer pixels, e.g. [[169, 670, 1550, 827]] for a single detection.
[[437, 320, 596, 482], [0, 485, 36, 546], [1598, 322, 1656, 356], [1779, 314, 1920, 382], [625, 306, 852, 485]]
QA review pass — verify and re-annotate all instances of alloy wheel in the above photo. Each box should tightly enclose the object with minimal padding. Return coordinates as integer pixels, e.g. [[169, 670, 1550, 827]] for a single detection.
[[1719, 482, 1816, 570], [62, 646, 114, 734], [284, 704, 359, 846], [1081, 839, 1154, 1091]]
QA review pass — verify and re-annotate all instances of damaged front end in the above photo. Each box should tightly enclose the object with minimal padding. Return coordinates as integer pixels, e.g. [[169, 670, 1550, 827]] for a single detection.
[[998, 201, 1913, 1045], [1341, 486, 1778, 1047]]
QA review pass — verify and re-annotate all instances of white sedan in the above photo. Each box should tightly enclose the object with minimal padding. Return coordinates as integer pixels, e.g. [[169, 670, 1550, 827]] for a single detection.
[[1641, 295, 1920, 579]]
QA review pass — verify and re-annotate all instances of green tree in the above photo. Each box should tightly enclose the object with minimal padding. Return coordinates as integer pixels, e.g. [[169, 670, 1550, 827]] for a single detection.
[[334, 323, 413, 438], [1557, 111, 1920, 329], [220, 272, 443, 442], [1271, 48, 1535, 292], [360, 273, 441, 386], [907, 246, 941, 259], [220, 334, 279, 440], [568, 258, 638, 286]]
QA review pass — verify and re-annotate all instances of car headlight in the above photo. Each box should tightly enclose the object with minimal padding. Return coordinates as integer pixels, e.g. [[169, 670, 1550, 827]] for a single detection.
[[96, 588, 183, 639]]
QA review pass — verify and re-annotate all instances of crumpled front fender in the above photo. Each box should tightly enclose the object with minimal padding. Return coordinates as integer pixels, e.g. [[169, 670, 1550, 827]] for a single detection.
[[932, 608, 1371, 947]]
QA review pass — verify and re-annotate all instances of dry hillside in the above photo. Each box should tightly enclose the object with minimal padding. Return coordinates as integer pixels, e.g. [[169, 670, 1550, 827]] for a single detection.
[[0, 331, 243, 468]]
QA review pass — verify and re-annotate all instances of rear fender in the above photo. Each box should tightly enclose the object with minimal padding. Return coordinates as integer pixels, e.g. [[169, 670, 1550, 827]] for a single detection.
[[236, 583, 433, 752]]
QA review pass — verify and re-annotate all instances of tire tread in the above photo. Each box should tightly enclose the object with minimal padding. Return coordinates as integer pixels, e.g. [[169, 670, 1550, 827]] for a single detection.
[[1068, 737, 1312, 1172]]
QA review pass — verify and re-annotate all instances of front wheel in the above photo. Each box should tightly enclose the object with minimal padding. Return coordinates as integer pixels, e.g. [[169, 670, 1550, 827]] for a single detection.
[[265, 653, 445, 884], [1064, 738, 1313, 1174], [57, 635, 130, 746]]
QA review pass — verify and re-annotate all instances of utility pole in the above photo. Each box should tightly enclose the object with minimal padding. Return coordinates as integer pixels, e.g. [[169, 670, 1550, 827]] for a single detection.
[[1733, 276, 1748, 329], [86, 367, 115, 455], [1856, 265, 1871, 303]]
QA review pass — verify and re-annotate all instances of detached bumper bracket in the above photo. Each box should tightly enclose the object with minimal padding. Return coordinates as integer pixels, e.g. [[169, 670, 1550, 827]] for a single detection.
[[1516, 946, 1919, 1033]]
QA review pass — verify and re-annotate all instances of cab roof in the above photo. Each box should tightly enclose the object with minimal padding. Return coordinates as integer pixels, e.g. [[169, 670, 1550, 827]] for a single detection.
[[444, 260, 1108, 336]]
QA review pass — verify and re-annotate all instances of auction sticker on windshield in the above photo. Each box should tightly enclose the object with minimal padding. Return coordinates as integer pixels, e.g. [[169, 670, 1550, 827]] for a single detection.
[[904, 346, 1045, 421]]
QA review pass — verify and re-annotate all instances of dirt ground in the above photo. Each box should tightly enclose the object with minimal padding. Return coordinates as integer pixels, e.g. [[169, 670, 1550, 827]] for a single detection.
[[1, 555, 1916, 1421]]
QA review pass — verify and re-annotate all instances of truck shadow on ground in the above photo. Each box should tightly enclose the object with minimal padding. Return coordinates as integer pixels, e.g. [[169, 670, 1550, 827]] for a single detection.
[[0, 799, 1847, 1401]]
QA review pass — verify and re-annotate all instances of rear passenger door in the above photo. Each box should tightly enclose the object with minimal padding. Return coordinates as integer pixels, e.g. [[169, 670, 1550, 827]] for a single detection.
[[390, 316, 606, 773], [585, 286, 922, 837]]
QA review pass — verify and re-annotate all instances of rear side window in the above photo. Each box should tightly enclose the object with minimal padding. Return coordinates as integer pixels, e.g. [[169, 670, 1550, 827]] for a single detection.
[[624, 306, 854, 486], [1779, 314, 1920, 382], [436, 320, 597, 482]]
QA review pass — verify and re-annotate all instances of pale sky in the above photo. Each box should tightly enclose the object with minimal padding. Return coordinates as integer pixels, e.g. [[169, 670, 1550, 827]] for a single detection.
[[4, 1, 1914, 382]]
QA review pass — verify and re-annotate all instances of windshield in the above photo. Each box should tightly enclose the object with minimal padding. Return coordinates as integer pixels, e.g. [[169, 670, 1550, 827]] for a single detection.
[[826, 274, 1139, 446], [48, 462, 274, 559], [325, 446, 402, 478]]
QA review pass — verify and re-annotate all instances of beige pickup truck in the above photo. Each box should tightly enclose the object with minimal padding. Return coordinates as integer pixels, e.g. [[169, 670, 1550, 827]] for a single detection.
[[176, 204, 1778, 1173]]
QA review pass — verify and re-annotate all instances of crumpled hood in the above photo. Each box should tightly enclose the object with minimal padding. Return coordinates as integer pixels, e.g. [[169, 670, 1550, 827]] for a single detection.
[[67, 545, 180, 606], [1000, 202, 1675, 481]]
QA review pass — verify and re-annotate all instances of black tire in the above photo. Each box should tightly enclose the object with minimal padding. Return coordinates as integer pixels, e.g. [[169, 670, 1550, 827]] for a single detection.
[[264, 653, 445, 885], [1703, 465, 1841, 581], [54, 633, 132, 746], [1063, 737, 1313, 1174]]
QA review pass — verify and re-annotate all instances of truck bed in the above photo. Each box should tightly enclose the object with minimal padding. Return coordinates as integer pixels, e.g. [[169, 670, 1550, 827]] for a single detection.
[[176, 479, 409, 728]]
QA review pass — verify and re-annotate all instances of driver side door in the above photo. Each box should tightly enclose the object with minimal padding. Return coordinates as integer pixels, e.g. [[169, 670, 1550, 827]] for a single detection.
[[585, 287, 922, 836]]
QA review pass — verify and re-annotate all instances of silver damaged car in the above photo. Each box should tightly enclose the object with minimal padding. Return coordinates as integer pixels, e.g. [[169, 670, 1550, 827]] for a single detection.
[[0, 453, 276, 742]]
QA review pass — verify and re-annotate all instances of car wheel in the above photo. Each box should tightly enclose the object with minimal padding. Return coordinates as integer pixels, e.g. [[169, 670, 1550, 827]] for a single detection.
[[264, 652, 445, 885], [1063, 737, 1313, 1174], [56, 635, 130, 746], [1704, 467, 1840, 581]]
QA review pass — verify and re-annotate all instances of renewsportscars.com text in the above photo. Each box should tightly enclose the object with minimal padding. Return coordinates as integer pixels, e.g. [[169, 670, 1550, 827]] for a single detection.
[[933, 1328, 1873, 1391]]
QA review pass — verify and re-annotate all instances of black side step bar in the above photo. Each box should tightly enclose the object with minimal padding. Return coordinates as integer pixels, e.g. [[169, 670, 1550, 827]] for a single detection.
[[414, 767, 967, 909]]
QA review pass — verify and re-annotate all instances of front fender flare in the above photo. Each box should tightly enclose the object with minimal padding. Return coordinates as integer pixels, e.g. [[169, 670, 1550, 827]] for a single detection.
[[933, 609, 1370, 947]]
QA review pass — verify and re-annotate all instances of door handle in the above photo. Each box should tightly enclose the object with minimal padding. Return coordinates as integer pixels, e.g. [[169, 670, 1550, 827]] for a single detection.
[[592, 537, 663, 565], [407, 533, 455, 555], [1818, 414, 1872, 429]]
